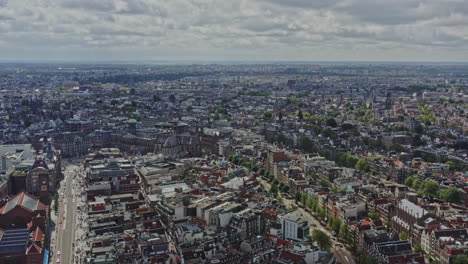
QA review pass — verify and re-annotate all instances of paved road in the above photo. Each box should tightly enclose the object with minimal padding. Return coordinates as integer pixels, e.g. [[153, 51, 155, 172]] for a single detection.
[[258, 178, 356, 264], [54, 162, 78, 264]]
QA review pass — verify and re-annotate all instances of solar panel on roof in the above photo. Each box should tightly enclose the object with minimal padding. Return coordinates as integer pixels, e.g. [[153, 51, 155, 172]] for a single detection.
[[0, 229, 29, 253]]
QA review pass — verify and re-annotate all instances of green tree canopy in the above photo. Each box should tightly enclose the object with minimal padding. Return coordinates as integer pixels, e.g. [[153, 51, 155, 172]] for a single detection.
[[355, 158, 370, 172], [445, 161, 457, 171], [169, 94, 176, 103], [319, 179, 329, 188], [369, 212, 380, 221], [418, 181, 439, 198], [299, 136, 316, 153], [295, 192, 301, 202], [439, 187, 462, 204], [298, 110, 304, 120], [413, 244, 424, 254], [454, 254, 468, 264], [263, 111, 272, 120], [340, 223, 353, 247], [399, 232, 410, 240], [326, 118, 337, 127], [328, 216, 342, 234], [270, 185, 278, 195], [404, 176, 415, 187], [412, 178, 422, 190], [312, 230, 332, 252]]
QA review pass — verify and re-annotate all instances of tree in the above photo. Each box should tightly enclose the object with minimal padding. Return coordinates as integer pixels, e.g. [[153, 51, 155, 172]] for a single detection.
[[390, 143, 405, 153], [53, 195, 59, 212], [412, 178, 422, 190], [328, 216, 342, 234], [262, 111, 272, 120], [454, 254, 468, 264], [295, 192, 301, 202], [272, 178, 279, 185], [301, 192, 308, 205], [318, 179, 329, 188], [341, 123, 354, 130], [326, 118, 337, 127], [404, 176, 415, 187], [355, 158, 370, 172], [369, 212, 380, 221], [276, 195, 283, 204], [445, 161, 456, 171], [399, 232, 409, 240], [419, 181, 439, 198], [270, 185, 278, 195], [424, 154, 436, 163], [169, 94, 176, 103], [298, 110, 304, 120], [275, 133, 287, 145], [384, 221, 392, 229], [312, 230, 332, 251], [413, 243, 424, 254], [153, 95, 161, 102], [345, 154, 358, 168], [242, 161, 252, 169], [358, 254, 380, 264], [340, 223, 352, 246], [415, 124, 424, 134], [317, 207, 326, 220], [439, 187, 462, 203], [299, 136, 316, 153]]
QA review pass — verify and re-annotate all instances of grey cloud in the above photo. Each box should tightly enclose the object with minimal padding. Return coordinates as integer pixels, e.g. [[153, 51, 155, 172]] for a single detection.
[[263, 0, 340, 9], [0, 0, 467, 61], [61, 0, 117, 12], [335, 0, 428, 25]]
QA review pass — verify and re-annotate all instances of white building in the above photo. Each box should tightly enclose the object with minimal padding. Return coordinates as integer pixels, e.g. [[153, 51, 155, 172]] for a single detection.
[[281, 212, 309, 242]]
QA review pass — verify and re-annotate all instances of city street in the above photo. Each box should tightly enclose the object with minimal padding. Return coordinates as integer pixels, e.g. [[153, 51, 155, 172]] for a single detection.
[[51, 161, 80, 264], [258, 178, 356, 264]]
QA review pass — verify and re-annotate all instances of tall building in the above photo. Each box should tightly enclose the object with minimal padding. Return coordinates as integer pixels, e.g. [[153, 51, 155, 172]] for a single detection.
[[281, 212, 309, 242]]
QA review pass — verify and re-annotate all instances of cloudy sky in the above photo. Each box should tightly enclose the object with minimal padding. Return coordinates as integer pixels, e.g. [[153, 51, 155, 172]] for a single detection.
[[1, 0, 468, 62]]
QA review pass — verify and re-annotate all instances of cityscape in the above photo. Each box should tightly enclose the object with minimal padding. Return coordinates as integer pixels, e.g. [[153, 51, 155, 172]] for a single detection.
[[0, 1, 467, 264]]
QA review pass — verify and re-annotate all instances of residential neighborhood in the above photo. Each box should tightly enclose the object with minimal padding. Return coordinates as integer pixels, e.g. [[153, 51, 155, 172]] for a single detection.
[[0, 62, 466, 264]]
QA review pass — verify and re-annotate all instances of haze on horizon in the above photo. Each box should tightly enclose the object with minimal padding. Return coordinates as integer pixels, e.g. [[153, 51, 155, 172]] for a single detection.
[[1, 0, 468, 62]]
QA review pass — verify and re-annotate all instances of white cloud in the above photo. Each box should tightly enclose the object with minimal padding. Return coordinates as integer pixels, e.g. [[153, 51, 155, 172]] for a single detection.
[[0, 0, 467, 61]]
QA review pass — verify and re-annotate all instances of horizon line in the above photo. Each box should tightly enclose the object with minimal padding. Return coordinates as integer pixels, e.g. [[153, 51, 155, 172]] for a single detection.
[[1, 59, 468, 65]]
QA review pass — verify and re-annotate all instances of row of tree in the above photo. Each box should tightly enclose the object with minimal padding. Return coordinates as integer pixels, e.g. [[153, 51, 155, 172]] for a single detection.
[[261, 169, 290, 194], [295, 191, 356, 252], [227, 154, 259, 172], [404, 176, 462, 203]]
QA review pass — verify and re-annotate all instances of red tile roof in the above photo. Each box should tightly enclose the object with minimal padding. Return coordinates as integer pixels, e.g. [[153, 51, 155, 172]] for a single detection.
[[32, 227, 44, 242], [0, 192, 46, 214], [26, 243, 42, 255]]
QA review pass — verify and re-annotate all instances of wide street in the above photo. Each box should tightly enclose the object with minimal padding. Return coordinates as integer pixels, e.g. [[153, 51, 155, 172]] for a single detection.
[[258, 178, 356, 264], [52, 161, 80, 264]]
